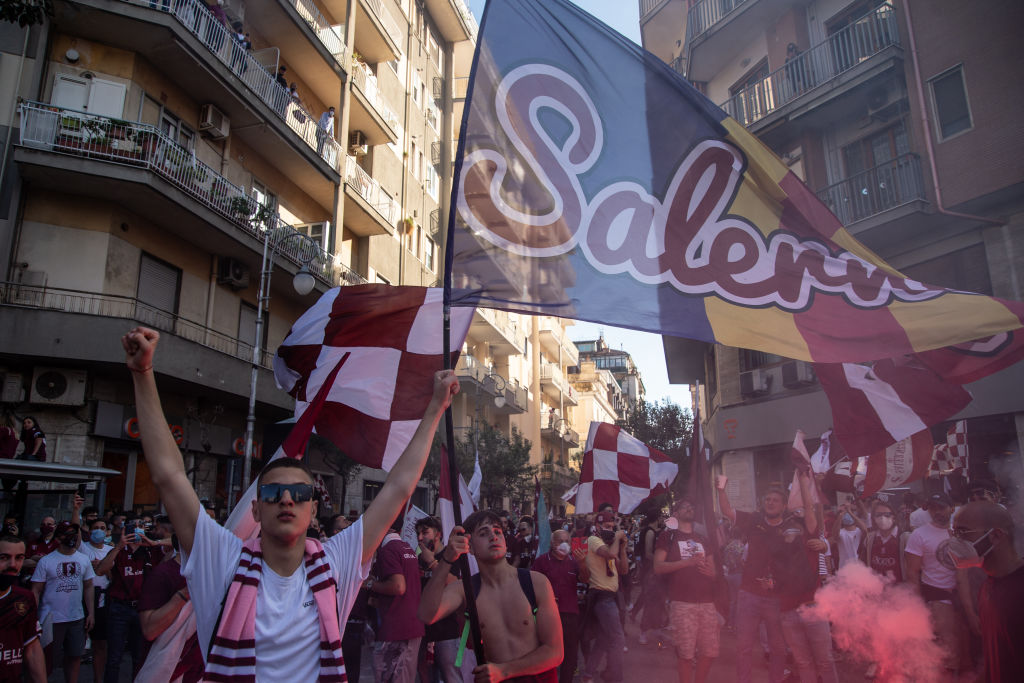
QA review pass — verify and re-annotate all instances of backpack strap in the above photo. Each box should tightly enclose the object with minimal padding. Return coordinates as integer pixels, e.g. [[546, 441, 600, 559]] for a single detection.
[[517, 568, 538, 616]]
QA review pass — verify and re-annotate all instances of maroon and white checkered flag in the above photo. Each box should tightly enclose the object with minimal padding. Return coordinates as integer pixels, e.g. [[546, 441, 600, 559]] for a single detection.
[[313, 474, 332, 511], [574, 422, 678, 514], [946, 420, 968, 471], [274, 285, 474, 470]]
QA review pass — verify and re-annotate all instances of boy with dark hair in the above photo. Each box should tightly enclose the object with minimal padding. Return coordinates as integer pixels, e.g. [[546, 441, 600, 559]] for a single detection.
[[414, 516, 461, 683], [419, 509, 562, 682], [121, 325, 458, 680]]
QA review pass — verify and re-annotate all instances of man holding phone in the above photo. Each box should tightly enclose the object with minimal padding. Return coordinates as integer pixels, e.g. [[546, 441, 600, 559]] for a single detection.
[[96, 517, 154, 682]]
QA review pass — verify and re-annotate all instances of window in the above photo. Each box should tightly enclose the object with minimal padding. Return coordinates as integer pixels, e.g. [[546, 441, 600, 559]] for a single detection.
[[729, 60, 773, 125], [251, 180, 278, 217], [739, 349, 783, 372], [362, 480, 382, 511], [930, 66, 972, 140], [137, 254, 180, 330], [425, 163, 439, 200], [411, 73, 423, 109], [159, 111, 194, 150], [424, 236, 436, 272], [409, 141, 419, 179], [296, 221, 329, 249]]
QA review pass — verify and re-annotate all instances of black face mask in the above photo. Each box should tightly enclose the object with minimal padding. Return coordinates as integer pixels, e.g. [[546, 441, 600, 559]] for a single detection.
[[60, 534, 78, 549], [599, 529, 616, 545], [0, 573, 17, 591]]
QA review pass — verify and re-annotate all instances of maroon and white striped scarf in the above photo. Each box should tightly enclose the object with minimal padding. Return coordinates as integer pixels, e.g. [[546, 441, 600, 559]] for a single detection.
[[203, 537, 346, 682]]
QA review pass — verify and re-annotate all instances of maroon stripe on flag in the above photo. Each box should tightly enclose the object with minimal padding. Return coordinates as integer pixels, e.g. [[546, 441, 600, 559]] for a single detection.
[[323, 285, 428, 350], [390, 351, 446, 421], [795, 295, 913, 363], [580, 450, 594, 483], [313, 402, 392, 469], [814, 363, 892, 458], [617, 452, 651, 489], [592, 423, 619, 452], [778, 173, 845, 240], [591, 480, 619, 512]]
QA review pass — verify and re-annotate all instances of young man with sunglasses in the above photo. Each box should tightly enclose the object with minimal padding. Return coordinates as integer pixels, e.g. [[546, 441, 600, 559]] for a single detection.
[[121, 326, 459, 681]]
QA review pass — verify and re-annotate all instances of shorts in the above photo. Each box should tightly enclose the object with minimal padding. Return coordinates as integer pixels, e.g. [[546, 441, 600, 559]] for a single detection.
[[668, 601, 720, 660], [51, 618, 87, 660], [91, 605, 108, 641]]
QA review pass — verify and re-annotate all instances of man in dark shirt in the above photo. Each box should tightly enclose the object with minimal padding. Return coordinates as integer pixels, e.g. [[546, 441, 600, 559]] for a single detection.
[[512, 516, 539, 569], [717, 477, 791, 683], [96, 518, 154, 682], [367, 526, 424, 683], [654, 498, 718, 683], [953, 501, 1024, 682], [0, 535, 45, 682], [532, 528, 589, 683], [414, 516, 461, 683]]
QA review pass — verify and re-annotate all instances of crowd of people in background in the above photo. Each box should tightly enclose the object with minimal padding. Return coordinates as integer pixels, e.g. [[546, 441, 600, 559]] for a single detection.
[[0, 470, 1020, 682]]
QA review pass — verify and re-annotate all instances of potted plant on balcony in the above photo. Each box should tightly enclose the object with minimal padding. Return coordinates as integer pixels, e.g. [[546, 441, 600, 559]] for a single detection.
[[133, 129, 160, 162], [402, 216, 414, 233]]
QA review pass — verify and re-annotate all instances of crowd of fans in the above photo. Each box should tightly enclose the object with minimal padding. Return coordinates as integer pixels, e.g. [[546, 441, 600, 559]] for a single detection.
[[0, 472, 1020, 682]]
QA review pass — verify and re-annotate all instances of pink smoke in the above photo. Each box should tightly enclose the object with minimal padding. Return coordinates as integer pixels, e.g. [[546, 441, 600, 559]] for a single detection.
[[802, 563, 944, 682]]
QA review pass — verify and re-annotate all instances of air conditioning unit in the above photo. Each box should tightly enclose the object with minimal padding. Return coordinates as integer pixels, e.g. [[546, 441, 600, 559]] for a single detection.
[[30, 368, 88, 406], [739, 368, 770, 397], [1, 373, 25, 403], [782, 361, 816, 388], [348, 130, 368, 156], [200, 104, 230, 140], [217, 257, 251, 290]]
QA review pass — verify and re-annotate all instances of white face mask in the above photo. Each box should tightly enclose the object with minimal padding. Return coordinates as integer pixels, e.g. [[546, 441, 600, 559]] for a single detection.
[[876, 516, 895, 531], [556, 542, 571, 557]]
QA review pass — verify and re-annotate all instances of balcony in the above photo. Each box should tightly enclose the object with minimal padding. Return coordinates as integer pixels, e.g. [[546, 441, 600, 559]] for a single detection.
[[539, 362, 578, 405], [242, 0, 347, 106], [685, 0, 793, 83], [454, 356, 526, 414], [540, 413, 581, 448], [816, 153, 928, 236], [471, 308, 526, 355], [423, 0, 477, 43], [343, 156, 399, 236], [539, 321, 580, 366], [17, 103, 365, 287], [719, 4, 900, 130], [331, 0, 402, 64], [56, 0, 341, 204], [349, 61, 400, 146]]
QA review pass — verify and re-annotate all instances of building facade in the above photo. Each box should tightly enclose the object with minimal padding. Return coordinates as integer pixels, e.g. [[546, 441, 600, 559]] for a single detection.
[[574, 336, 645, 420], [644, 0, 1024, 509], [0, 0, 478, 520]]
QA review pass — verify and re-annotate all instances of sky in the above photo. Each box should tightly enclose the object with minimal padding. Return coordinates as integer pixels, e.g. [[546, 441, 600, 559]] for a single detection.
[[462, 2, 691, 411]]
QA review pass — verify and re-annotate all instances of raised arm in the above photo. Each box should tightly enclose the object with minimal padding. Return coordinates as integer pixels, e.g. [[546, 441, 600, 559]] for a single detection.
[[122, 328, 199, 554], [361, 371, 458, 564], [418, 528, 468, 624], [717, 475, 736, 522]]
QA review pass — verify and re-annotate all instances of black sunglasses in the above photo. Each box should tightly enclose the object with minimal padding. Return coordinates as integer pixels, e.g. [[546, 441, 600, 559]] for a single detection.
[[258, 483, 314, 504]]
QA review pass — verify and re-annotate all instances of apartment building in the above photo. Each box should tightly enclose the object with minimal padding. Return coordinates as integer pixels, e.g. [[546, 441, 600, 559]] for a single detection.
[[642, 0, 1024, 508], [574, 336, 645, 419], [0, 0, 478, 519]]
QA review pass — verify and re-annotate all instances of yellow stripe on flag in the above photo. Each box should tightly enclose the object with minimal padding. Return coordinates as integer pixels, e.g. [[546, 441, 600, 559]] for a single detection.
[[830, 228, 903, 277], [705, 296, 812, 361], [890, 294, 1023, 352], [722, 118, 789, 184], [730, 175, 783, 238]]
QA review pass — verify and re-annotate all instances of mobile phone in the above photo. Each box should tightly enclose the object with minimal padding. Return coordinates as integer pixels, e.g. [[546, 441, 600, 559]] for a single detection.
[[77, 484, 87, 497]]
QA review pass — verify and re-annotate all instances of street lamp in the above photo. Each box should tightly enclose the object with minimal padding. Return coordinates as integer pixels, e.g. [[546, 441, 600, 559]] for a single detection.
[[238, 223, 325, 505]]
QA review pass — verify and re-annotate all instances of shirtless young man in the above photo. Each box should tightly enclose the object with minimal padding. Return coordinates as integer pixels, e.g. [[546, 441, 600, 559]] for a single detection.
[[418, 510, 563, 683], [121, 326, 458, 680]]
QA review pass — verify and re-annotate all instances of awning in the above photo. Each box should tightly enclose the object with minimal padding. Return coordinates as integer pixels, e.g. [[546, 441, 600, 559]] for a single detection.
[[0, 459, 121, 484]]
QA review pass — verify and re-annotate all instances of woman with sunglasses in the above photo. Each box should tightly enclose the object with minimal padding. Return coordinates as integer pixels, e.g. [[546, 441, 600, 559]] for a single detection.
[[121, 326, 459, 682]]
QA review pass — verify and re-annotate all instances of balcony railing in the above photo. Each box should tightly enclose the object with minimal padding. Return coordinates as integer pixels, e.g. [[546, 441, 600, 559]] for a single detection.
[[687, 0, 752, 41], [350, 60, 401, 133], [816, 153, 925, 226], [18, 102, 366, 286], [362, 0, 404, 50], [639, 0, 668, 22], [344, 155, 400, 227], [117, 0, 341, 168], [0, 282, 276, 368], [720, 3, 898, 127], [479, 307, 526, 351], [290, 0, 346, 64]]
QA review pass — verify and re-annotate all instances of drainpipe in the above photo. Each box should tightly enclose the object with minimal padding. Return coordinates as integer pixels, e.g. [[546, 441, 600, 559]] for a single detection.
[[902, 0, 1003, 230], [0, 29, 31, 208]]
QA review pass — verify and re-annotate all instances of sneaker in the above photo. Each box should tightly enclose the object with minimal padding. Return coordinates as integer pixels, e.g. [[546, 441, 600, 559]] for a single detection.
[[638, 632, 649, 645]]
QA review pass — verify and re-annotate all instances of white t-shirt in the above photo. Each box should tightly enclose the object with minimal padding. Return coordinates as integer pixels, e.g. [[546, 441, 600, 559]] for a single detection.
[[30, 549, 96, 624], [837, 527, 864, 568], [181, 505, 370, 682], [905, 523, 955, 590], [77, 543, 114, 601]]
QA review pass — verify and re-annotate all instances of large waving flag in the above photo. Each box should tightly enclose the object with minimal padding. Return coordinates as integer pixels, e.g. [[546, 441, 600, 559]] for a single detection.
[[575, 422, 678, 514], [445, 0, 1024, 364], [274, 285, 474, 470]]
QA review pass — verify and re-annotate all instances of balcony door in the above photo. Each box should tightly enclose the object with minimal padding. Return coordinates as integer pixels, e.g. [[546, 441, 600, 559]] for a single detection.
[[841, 120, 910, 221]]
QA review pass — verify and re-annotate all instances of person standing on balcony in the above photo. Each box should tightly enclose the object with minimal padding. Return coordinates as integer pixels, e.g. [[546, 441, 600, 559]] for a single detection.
[[19, 417, 46, 461], [785, 43, 807, 100], [229, 26, 251, 74], [317, 106, 335, 156], [274, 65, 289, 116]]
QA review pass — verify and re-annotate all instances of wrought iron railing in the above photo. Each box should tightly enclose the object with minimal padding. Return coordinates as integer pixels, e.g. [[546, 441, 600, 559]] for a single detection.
[[687, 0, 752, 42], [721, 3, 898, 126], [478, 308, 526, 352], [815, 153, 925, 226], [0, 282, 276, 368], [117, 0, 341, 168], [361, 0, 404, 49], [290, 0, 346, 63], [344, 155, 400, 227], [18, 102, 366, 286], [350, 60, 401, 133]]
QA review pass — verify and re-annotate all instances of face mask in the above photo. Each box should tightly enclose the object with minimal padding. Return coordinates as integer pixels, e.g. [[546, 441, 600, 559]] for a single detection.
[[556, 542, 571, 556], [970, 529, 996, 560], [841, 514, 855, 526], [0, 573, 17, 591], [60, 534, 77, 549], [876, 516, 894, 531], [90, 529, 106, 544], [40, 524, 54, 535]]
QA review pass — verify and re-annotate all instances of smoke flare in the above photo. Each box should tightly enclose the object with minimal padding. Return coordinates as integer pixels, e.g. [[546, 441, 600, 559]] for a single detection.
[[802, 562, 944, 682]]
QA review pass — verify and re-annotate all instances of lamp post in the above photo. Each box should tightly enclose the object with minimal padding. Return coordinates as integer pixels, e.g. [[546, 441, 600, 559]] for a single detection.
[[238, 223, 325, 506], [549, 416, 569, 510]]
